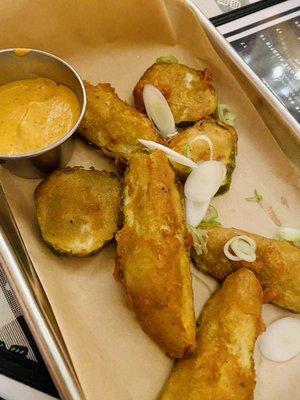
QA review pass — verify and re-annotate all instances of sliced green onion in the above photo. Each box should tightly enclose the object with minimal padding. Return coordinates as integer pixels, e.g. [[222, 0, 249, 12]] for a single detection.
[[277, 227, 300, 242], [198, 205, 221, 227], [223, 235, 256, 262], [187, 225, 208, 256], [246, 189, 263, 203], [203, 205, 218, 222], [217, 104, 236, 127], [276, 227, 300, 248], [156, 55, 179, 64], [198, 220, 221, 228]]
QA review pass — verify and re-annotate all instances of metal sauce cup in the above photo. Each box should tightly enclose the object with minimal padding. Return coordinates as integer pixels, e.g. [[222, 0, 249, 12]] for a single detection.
[[0, 48, 86, 178]]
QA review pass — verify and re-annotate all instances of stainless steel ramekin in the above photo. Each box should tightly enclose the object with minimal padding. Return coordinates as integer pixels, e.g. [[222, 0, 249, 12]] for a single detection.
[[0, 48, 86, 178]]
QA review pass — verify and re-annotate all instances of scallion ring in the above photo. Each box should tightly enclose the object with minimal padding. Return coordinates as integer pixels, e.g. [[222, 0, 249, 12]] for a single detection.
[[223, 235, 256, 262], [188, 134, 214, 160], [276, 227, 300, 246], [203, 205, 218, 222], [217, 104, 236, 127], [143, 84, 177, 139]]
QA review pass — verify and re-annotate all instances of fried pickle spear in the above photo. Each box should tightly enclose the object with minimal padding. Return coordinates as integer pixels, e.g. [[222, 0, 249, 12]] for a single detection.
[[133, 63, 217, 124], [35, 167, 121, 256], [160, 269, 263, 400], [193, 227, 300, 313], [115, 150, 196, 358], [169, 116, 237, 193], [78, 82, 162, 160]]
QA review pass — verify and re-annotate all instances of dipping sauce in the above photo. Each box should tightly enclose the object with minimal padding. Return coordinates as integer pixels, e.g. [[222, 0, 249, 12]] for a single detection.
[[0, 78, 80, 156]]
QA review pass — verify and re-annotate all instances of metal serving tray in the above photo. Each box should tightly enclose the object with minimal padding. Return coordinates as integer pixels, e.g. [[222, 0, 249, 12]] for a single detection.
[[0, 2, 299, 399]]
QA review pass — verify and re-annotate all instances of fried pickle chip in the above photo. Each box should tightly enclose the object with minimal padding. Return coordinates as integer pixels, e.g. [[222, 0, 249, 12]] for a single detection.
[[78, 82, 163, 160], [160, 269, 263, 400], [115, 151, 196, 358], [169, 117, 237, 193], [35, 167, 121, 256], [193, 227, 300, 313], [133, 63, 217, 124]]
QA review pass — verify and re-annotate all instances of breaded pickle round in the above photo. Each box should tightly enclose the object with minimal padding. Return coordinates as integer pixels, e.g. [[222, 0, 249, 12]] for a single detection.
[[35, 167, 121, 256], [169, 117, 237, 193], [133, 63, 217, 124]]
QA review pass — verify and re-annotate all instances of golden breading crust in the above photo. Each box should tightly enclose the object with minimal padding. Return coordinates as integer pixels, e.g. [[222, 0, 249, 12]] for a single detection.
[[193, 227, 300, 313], [35, 167, 121, 256], [78, 82, 163, 160], [160, 269, 263, 400], [115, 151, 196, 358], [169, 116, 237, 192], [133, 63, 217, 124]]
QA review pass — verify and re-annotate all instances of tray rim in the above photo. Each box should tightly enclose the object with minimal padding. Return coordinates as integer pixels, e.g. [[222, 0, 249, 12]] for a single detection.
[[0, 1, 299, 399], [0, 186, 84, 400], [189, 0, 299, 143]]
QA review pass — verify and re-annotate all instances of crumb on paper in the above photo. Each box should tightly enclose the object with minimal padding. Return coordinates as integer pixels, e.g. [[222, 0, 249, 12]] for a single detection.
[[267, 206, 282, 227], [245, 189, 263, 203], [280, 196, 289, 208]]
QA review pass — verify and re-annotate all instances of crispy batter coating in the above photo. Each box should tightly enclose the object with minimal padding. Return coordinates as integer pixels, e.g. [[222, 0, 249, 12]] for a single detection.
[[115, 151, 196, 358], [193, 227, 300, 313], [35, 167, 121, 256], [133, 63, 217, 124], [160, 269, 263, 400], [169, 116, 237, 192], [78, 82, 162, 160]]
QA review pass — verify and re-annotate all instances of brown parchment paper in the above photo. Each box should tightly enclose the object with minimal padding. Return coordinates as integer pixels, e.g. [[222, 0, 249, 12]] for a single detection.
[[0, 1, 300, 399]]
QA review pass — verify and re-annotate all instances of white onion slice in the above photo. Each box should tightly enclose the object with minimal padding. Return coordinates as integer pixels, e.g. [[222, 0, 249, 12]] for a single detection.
[[189, 134, 214, 160], [223, 235, 257, 262], [217, 104, 236, 127], [230, 239, 256, 262], [186, 199, 210, 227], [223, 239, 242, 261], [277, 227, 300, 242], [143, 84, 177, 138], [259, 317, 300, 362], [184, 161, 226, 203], [138, 139, 197, 168]]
